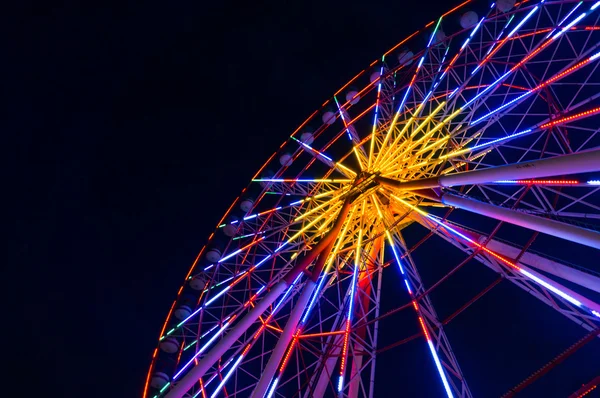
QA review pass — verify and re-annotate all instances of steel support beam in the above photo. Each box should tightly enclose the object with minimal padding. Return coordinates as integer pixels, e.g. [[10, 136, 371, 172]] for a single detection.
[[437, 221, 600, 294], [483, 238, 600, 294], [441, 193, 600, 250], [376, 148, 600, 190], [410, 212, 600, 327]]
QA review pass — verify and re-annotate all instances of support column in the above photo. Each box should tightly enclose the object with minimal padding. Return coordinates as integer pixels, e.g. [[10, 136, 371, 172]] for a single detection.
[[484, 238, 600, 294], [409, 212, 600, 317], [250, 280, 317, 398], [376, 148, 600, 190], [441, 193, 600, 250]]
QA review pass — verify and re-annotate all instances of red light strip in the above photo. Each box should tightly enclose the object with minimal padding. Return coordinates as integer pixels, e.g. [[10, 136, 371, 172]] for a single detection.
[[278, 334, 298, 372], [540, 106, 600, 128], [418, 316, 431, 340], [577, 385, 597, 398], [496, 179, 579, 185], [339, 318, 352, 375]]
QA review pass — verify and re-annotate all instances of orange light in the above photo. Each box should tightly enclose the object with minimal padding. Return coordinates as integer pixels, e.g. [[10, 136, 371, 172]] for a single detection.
[[412, 300, 420, 311], [242, 345, 252, 356], [199, 378, 207, 398], [442, 0, 471, 17], [299, 330, 346, 338], [265, 323, 284, 333], [142, 349, 156, 398], [384, 30, 420, 57], [444, 54, 460, 73], [539, 58, 593, 89], [159, 301, 176, 338], [509, 27, 553, 40], [418, 316, 430, 340], [334, 69, 367, 96], [577, 385, 597, 397], [279, 336, 298, 371], [288, 109, 319, 140], [339, 320, 351, 374]]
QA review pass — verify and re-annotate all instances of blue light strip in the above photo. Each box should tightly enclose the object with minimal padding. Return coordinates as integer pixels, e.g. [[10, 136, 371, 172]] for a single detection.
[[470, 91, 530, 125], [173, 317, 236, 380], [468, 0, 600, 124], [421, 212, 600, 320], [545, 1, 583, 39], [551, 12, 586, 41], [508, 5, 541, 39], [265, 377, 279, 398], [391, 17, 442, 122], [473, 14, 515, 75], [384, 229, 452, 398], [291, 136, 334, 161], [337, 252, 361, 392], [426, 340, 454, 398], [210, 354, 245, 398], [334, 96, 354, 142], [302, 274, 328, 324], [469, 128, 533, 152]]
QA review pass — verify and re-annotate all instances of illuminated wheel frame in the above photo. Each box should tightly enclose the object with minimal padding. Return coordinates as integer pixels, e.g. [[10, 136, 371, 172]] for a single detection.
[[145, 1, 600, 397]]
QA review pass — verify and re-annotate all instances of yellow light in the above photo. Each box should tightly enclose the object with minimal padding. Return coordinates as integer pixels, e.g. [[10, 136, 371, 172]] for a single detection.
[[389, 194, 429, 217], [353, 146, 365, 170], [377, 101, 447, 171], [371, 194, 384, 219], [406, 107, 461, 151], [294, 188, 341, 205], [413, 135, 450, 157], [294, 190, 347, 222], [286, 202, 342, 243], [337, 161, 357, 176], [322, 205, 358, 273], [409, 102, 448, 138], [355, 203, 365, 268]]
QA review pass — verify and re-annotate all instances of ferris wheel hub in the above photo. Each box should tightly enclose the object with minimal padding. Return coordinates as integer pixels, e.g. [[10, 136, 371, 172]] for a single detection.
[[347, 171, 380, 202]]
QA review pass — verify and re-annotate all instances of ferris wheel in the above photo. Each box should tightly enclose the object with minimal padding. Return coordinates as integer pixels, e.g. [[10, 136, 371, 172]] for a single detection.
[[144, 0, 600, 397]]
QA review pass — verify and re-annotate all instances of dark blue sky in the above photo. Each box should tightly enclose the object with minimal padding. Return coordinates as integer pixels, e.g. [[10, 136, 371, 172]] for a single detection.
[[10, 0, 599, 397]]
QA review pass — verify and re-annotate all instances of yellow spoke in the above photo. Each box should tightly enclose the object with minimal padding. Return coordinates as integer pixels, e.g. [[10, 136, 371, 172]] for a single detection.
[[294, 189, 349, 222], [285, 201, 343, 244], [376, 101, 447, 171]]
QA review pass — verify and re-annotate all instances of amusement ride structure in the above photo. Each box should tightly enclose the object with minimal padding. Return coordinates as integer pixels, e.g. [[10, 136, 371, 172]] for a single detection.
[[144, 0, 600, 396]]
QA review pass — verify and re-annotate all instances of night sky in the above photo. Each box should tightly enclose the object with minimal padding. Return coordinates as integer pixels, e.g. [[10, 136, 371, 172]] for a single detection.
[[11, 1, 599, 397]]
